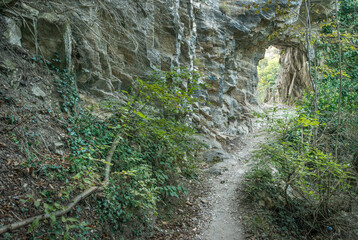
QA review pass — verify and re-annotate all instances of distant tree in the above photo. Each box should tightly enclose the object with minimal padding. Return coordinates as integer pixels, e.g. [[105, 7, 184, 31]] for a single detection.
[[257, 56, 281, 102]]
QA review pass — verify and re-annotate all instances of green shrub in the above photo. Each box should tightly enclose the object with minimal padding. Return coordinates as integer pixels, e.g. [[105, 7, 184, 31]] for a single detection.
[[64, 68, 206, 236], [28, 51, 206, 237], [244, 108, 358, 239], [25, 64, 207, 237]]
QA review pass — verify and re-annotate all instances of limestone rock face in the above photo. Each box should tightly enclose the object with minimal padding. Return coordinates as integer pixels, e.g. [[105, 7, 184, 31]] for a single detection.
[[264, 47, 311, 103], [0, 0, 333, 136]]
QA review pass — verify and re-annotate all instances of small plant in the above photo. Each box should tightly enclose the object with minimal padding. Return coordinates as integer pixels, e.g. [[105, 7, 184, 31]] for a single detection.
[[3, 51, 206, 237], [19, 195, 92, 239], [98, 68, 204, 233]]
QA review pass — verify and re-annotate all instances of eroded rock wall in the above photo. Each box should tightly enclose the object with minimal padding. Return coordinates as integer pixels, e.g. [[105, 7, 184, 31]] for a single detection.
[[0, 0, 333, 138], [264, 47, 311, 103]]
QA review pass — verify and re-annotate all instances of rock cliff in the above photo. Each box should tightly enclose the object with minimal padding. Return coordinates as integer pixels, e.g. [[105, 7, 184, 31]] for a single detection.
[[264, 46, 311, 103], [1, 0, 333, 137]]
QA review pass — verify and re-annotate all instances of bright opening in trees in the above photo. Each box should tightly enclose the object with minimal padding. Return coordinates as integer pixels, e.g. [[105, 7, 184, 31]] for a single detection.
[[257, 46, 281, 103]]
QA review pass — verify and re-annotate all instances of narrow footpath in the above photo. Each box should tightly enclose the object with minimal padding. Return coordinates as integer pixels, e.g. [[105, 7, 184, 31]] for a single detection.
[[195, 130, 267, 239], [195, 106, 289, 240]]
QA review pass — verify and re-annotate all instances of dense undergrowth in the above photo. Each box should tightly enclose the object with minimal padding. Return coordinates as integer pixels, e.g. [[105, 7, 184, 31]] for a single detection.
[[92, 69, 205, 236], [67, 69, 205, 238], [244, 107, 358, 239], [3, 54, 206, 238], [243, 0, 358, 239]]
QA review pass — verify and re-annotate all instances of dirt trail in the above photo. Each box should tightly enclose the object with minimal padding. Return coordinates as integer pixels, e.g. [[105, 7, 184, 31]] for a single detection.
[[195, 130, 266, 239], [195, 106, 288, 240]]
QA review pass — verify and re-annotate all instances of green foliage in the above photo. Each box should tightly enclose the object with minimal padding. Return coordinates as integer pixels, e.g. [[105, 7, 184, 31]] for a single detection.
[[246, 2, 358, 238], [257, 55, 281, 102], [54, 70, 79, 114], [245, 107, 358, 239], [301, 0, 358, 157], [99, 164, 158, 229], [28, 52, 205, 237], [243, 167, 299, 239], [20, 195, 92, 239], [62, 68, 204, 236], [197, 0, 358, 239]]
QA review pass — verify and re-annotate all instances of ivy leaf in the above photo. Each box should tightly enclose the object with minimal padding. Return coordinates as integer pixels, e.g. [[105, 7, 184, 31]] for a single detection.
[[49, 214, 56, 224], [134, 111, 149, 120]]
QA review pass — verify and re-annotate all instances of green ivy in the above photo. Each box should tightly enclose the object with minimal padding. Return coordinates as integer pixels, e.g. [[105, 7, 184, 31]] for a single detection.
[[55, 68, 206, 237]]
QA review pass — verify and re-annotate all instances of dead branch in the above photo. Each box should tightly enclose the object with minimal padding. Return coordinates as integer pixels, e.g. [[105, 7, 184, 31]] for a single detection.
[[0, 186, 102, 234], [0, 133, 121, 234], [0, 114, 32, 134], [104, 135, 121, 183]]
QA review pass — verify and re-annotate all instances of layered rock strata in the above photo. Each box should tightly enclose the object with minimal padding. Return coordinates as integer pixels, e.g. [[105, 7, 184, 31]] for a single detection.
[[0, 0, 333, 138]]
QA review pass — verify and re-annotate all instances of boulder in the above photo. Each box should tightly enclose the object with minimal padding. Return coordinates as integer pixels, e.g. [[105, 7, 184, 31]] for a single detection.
[[202, 149, 231, 163]]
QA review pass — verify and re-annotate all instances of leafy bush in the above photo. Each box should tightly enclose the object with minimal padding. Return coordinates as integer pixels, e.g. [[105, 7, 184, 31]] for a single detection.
[[306, 0, 357, 152], [63, 68, 205, 237], [24, 60, 205, 238], [99, 163, 158, 229], [245, 1, 358, 238], [243, 166, 300, 239], [244, 108, 358, 239]]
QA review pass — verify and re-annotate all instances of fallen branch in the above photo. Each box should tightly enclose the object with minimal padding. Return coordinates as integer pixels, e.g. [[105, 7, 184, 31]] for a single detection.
[[0, 186, 102, 234], [104, 135, 121, 183], [0, 133, 121, 234], [0, 114, 32, 134]]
